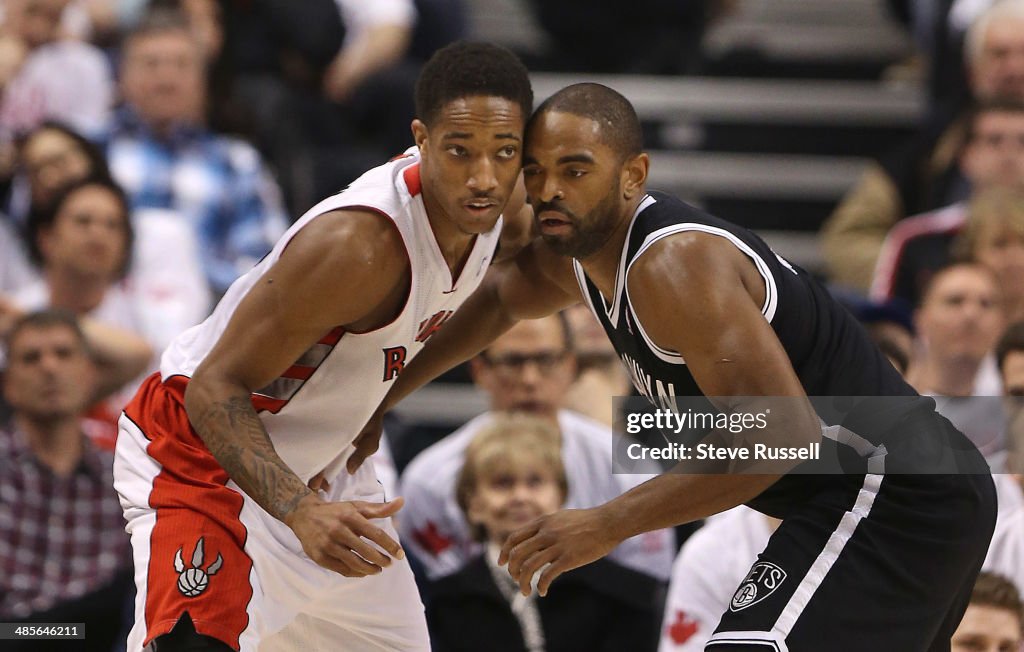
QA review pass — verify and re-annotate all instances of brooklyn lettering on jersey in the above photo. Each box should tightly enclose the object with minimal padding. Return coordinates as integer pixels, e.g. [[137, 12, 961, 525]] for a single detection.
[[622, 351, 679, 412]]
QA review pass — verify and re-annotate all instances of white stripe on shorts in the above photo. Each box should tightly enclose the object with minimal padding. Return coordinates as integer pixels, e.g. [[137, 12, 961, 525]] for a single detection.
[[707, 472, 884, 649]]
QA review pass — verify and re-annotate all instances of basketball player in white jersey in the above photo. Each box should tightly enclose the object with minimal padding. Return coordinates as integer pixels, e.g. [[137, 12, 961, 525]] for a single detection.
[[112, 42, 533, 652]]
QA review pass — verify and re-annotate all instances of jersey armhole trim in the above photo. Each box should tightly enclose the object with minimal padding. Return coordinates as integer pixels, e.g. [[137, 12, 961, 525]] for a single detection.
[[630, 223, 779, 321], [622, 224, 779, 365]]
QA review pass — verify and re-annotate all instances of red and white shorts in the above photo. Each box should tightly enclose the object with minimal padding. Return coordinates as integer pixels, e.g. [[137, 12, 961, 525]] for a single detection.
[[113, 374, 429, 651]]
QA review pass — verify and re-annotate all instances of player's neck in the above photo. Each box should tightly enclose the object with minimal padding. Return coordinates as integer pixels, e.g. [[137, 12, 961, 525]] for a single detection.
[[577, 200, 640, 299], [423, 194, 478, 278]]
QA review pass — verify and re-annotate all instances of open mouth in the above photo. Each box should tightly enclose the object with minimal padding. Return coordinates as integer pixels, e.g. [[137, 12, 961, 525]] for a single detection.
[[464, 198, 498, 215], [538, 211, 573, 234]]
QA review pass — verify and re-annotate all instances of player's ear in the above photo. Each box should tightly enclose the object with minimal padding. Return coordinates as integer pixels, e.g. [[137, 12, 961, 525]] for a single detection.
[[621, 153, 649, 200], [411, 119, 429, 151]]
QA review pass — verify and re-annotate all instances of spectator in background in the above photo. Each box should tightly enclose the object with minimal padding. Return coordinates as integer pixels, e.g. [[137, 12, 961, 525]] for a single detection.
[[4, 122, 212, 346], [907, 262, 1006, 464], [6, 177, 155, 426], [11, 121, 109, 225], [219, 0, 429, 212], [822, 0, 1024, 292], [399, 314, 674, 583], [0, 310, 132, 651], [0, 0, 113, 149], [108, 9, 287, 295], [950, 571, 1023, 652], [956, 188, 1024, 322], [1, 121, 108, 296], [562, 303, 632, 428], [871, 101, 1024, 305], [998, 321, 1024, 473], [658, 507, 779, 652], [427, 415, 662, 652]]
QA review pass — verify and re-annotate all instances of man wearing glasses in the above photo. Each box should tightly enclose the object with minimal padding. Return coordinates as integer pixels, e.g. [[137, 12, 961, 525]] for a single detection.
[[399, 312, 675, 581]]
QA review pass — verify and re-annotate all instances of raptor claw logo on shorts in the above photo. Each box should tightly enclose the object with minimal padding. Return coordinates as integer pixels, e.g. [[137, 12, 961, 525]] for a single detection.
[[730, 561, 787, 612], [174, 537, 224, 598]]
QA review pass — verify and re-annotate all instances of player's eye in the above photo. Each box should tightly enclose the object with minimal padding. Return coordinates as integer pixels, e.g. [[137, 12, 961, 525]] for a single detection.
[[496, 145, 518, 160], [567, 168, 587, 178], [523, 165, 541, 177], [445, 145, 468, 158]]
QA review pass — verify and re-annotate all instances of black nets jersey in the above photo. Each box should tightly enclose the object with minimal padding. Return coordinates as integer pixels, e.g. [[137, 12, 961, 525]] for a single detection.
[[574, 191, 934, 514]]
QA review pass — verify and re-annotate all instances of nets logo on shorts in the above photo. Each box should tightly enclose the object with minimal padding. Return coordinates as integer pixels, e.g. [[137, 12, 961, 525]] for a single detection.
[[730, 561, 787, 612], [174, 537, 224, 598]]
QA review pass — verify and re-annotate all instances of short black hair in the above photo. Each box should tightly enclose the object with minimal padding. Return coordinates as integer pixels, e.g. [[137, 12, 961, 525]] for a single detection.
[[414, 41, 533, 126], [25, 176, 134, 278], [531, 83, 643, 159]]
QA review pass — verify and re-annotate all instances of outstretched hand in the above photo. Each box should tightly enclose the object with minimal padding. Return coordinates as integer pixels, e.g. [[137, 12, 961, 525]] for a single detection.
[[348, 409, 385, 474], [286, 494, 405, 577], [498, 507, 621, 597]]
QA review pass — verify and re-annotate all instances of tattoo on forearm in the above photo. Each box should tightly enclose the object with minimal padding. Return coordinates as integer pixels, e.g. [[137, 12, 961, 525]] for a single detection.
[[193, 396, 310, 521]]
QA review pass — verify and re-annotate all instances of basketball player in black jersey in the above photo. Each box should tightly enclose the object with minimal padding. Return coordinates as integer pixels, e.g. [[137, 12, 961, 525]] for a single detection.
[[354, 83, 997, 650]]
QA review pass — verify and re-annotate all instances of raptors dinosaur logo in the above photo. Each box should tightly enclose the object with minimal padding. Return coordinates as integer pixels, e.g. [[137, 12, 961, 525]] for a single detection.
[[174, 537, 224, 597]]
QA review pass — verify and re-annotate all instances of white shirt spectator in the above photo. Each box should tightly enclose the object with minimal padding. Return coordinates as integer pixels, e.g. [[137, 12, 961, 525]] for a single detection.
[[0, 39, 112, 141], [335, 0, 416, 40], [659, 507, 776, 652], [399, 409, 675, 581], [130, 208, 212, 354], [983, 474, 1024, 596]]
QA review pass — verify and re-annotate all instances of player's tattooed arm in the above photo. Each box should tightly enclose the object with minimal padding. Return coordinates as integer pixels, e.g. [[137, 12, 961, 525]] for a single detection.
[[191, 395, 312, 521], [185, 209, 409, 513]]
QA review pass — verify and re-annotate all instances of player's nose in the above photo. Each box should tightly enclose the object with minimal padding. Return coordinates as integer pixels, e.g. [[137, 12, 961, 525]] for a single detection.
[[467, 156, 498, 193]]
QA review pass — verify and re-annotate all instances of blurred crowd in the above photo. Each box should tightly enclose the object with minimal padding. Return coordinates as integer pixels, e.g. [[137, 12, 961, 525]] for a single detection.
[[0, 1, 1022, 651]]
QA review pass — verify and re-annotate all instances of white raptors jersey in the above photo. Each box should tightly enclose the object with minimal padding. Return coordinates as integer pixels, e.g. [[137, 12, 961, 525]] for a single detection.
[[161, 150, 501, 484]]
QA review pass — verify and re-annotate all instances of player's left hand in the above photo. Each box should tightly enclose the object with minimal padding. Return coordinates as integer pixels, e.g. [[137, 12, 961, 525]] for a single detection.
[[498, 507, 620, 597], [348, 409, 384, 474]]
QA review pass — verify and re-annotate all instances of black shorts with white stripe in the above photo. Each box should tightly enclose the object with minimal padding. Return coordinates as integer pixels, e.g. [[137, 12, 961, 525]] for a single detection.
[[706, 417, 996, 651]]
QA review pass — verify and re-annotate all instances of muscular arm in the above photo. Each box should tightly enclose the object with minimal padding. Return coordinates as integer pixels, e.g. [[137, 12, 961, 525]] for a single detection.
[[502, 233, 823, 595], [378, 239, 580, 413], [598, 233, 821, 535], [184, 210, 408, 524]]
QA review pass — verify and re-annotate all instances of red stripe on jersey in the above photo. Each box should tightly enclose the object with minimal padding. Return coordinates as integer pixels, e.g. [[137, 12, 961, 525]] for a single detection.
[[281, 365, 315, 380], [251, 394, 288, 414], [319, 326, 346, 346], [403, 163, 422, 197], [124, 374, 253, 650]]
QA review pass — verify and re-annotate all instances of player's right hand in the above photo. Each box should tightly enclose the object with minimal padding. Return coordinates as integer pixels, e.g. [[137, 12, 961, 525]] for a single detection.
[[286, 494, 406, 577]]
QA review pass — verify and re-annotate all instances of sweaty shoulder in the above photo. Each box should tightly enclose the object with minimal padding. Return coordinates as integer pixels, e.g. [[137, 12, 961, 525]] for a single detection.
[[275, 209, 410, 327], [627, 230, 766, 308]]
